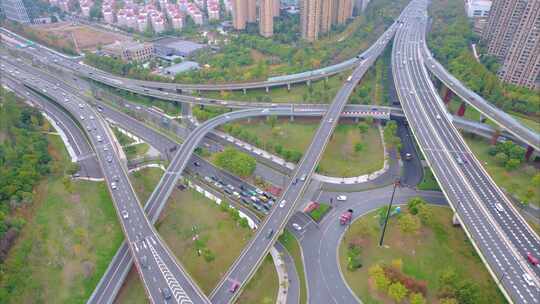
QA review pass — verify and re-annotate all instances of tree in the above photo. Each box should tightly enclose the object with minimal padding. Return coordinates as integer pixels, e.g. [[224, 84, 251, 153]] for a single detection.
[[66, 162, 80, 175], [357, 122, 369, 133], [416, 203, 433, 225], [354, 142, 365, 152], [387, 282, 408, 302], [407, 197, 427, 215], [267, 115, 278, 128], [440, 299, 458, 304], [494, 152, 508, 164], [398, 213, 421, 234], [214, 147, 256, 177], [505, 158, 520, 170], [409, 292, 426, 304]]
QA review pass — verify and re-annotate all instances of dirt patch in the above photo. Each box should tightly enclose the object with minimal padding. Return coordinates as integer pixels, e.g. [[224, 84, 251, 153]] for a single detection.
[[30, 22, 131, 51], [70, 193, 81, 204]]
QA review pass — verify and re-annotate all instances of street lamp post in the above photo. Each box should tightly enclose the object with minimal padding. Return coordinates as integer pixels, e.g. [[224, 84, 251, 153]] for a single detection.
[[379, 178, 401, 247]]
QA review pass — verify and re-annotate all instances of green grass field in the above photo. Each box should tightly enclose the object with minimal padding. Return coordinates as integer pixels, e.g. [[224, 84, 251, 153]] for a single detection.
[[279, 231, 307, 304], [129, 167, 164, 203], [0, 135, 124, 304], [225, 119, 384, 177], [112, 126, 136, 146], [339, 206, 506, 304], [115, 184, 278, 302], [416, 167, 441, 191], [124, 143, 150, 160], [510, 112, 540, 133], [464, 134, 539, 208], [309, 203, 331, 222], [235, 255, 279, 304]]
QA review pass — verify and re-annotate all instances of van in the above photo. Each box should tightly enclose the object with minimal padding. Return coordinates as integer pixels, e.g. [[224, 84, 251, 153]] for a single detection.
[[346, 76, 352, 82], [495, 203, 504, 213]]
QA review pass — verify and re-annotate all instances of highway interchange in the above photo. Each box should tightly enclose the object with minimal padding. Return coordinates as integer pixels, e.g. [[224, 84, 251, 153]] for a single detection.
[[1, 0, 540, 302]]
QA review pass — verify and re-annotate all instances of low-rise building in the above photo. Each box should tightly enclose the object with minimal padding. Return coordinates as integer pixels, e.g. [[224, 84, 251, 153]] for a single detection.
[[102, 40, 154, 62], [162, 61, 200, 76], [153, 37, 206, 58], [465, 0, 491, 18]]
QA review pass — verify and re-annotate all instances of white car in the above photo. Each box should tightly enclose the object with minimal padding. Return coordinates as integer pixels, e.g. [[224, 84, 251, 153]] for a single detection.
[[292, 223, 302, 231], [121, 210, 129, 219], [111, 182, 117, 190], [495, 203, 504, 213], [523, 273, 535, 287], [436, 114, 441, 120], [279, 200, 286, 208], [336, 195, 347, 201]]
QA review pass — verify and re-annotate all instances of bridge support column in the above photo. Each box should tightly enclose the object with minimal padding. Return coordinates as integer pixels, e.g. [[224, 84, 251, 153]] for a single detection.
[[243, 88, 247, 94], [307, 79, 311, 86], [443, 87, 454, 104], [287, 83, 291, 91], [525, 146, 534, 161], [490, 130, 500, 145], [354, 117, 359, 123], [456, 102, 466, 117], [290, 115, 294, 121], [265, 87, 269, 93]]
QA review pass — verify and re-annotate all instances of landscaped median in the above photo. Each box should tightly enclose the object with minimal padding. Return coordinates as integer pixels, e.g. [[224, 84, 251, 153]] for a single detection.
[[338, 198, 506, 304], [219, 118, 385, 178]]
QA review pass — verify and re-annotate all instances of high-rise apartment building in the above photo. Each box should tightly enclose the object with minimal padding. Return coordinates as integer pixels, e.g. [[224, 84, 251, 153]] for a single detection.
[[300, 0, 322, 41], [260, 0, 273, 37], [1, 0, 30, 24], [247, 0, 256, 22], [320, 0, 333, 33], [336, 0, 352, 24], [232, 0, 247, 30], [482, 0, 540, 89], [273, 0, 280, 17]]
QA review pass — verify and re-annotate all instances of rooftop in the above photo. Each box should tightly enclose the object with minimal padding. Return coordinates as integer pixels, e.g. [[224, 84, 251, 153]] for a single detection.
[[153, 37, 205, 53]]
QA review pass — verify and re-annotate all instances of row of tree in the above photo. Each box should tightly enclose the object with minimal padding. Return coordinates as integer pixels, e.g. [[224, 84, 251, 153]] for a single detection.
[[0, 90, 52, 258]]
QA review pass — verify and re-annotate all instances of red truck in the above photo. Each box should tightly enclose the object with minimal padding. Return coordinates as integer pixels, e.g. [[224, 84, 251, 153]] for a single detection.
[[340, 209, 354, 225]]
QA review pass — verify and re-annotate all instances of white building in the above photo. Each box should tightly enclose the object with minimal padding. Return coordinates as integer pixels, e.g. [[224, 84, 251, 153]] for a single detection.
[[103, 9, 115, 23], [171, 14, 184, 29], [464, 0, 491, 18], [137, 15, 148, 31]]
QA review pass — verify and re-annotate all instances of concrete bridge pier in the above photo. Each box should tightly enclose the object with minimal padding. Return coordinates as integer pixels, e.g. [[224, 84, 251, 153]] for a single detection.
[[307, 79, 311, 86], [443, 86, 454, 104], [243, 88, 247, 94], [490, 130, 501, 145], [354, 117, 359, 123], [287, 83, 291, 91], [525, 146, 535, 161], [265, 86, 269, 93], [456, 102, 467, 117]]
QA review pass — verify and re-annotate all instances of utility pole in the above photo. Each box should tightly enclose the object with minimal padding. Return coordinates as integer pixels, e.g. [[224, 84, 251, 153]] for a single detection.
[[379, 178, 401, 247]]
